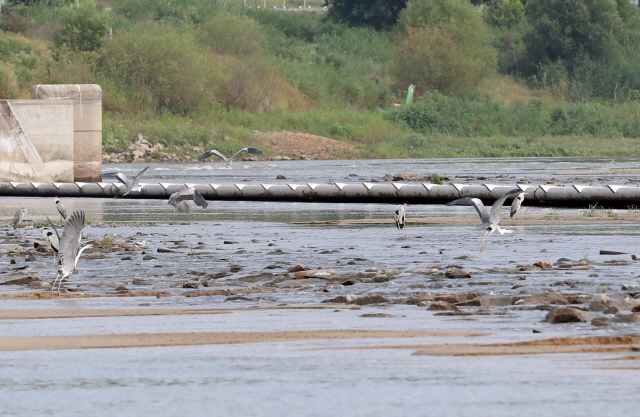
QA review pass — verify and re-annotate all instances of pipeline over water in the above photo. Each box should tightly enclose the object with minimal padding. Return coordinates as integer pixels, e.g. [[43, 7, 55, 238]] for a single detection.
[[1, 181, 640, 208]]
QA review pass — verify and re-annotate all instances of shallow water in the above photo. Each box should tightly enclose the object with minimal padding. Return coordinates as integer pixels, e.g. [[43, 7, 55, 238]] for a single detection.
[[2, 157, 640, 416], [102, 156, 640, 185]]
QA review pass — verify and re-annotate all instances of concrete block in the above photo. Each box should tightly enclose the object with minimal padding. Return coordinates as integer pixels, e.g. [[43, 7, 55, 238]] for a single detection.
[[8, 99, 74, 182]]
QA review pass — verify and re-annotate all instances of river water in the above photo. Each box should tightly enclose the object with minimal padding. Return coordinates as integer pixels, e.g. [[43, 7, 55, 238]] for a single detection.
[[1, 157, 640, 416]]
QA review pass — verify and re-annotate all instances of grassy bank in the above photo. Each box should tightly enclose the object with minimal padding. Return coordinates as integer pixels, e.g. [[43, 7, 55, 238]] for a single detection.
[[2, 1, 640, 161]]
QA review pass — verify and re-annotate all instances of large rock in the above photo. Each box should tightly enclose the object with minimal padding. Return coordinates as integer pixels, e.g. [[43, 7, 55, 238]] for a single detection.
[[544, 307, 593, 324], [588, 294, 613, 312], [322, 294, 390, 305], [445, 268, 471, 279], [427, 301, 458, 311]]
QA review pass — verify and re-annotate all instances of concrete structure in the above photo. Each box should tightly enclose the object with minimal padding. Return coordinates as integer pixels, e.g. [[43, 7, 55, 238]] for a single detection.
[[1, 181, 639, 208], [6, 99, 75, 182], [32, 84, 103, 182], [0, 100, 73, 183], [0, 84, 102, 183]]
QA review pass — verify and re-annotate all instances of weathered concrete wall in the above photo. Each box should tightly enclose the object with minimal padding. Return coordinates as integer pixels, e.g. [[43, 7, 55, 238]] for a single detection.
[[0, 101, 56, 183], [8, 99, 75, 182], [32, 84, 102, 182]]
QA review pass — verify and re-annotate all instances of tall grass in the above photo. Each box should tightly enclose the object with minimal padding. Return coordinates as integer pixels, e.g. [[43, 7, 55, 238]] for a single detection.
[[384, 91, 640, 138]]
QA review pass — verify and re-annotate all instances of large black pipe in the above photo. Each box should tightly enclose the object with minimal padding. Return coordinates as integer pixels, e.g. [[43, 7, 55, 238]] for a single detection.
[[0, 181, 638, 208]]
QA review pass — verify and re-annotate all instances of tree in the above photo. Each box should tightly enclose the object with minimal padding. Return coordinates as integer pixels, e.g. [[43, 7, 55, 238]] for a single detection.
[[324, 0, 408, 30], [54, 0, 111, 52], [524, 0, 624, 73], [392, 0, 496, 96]]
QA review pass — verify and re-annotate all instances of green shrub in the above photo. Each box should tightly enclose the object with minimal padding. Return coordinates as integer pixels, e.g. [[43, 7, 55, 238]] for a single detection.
[[198, 11, 264, 57], [487, 0, 525, 28], [54, 0, 111, 52], [393, 0, 496, 97], [98, 21, 218, 114], [523, 0, 624, 75]]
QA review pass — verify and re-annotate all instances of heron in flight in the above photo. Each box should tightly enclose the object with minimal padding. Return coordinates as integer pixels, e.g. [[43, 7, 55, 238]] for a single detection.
[[52, 210, 93, 294], [446, 188, 521, 250], [13, 208, 27, 231], [54, 196, 67, 220], [510, 192, 527, 218], [198, 147, 263, 167], [395, 204, 407, 236], [102, 166, 150, 196], [168, 187, 208, 214], [42, 215, 60, 265]]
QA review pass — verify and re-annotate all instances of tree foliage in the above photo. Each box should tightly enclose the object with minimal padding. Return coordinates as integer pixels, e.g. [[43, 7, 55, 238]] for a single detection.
[[324, 0, 408, 30], [523, 0, 624, 73], [54, 0, 111, 52], [393, 0, 496, 96]]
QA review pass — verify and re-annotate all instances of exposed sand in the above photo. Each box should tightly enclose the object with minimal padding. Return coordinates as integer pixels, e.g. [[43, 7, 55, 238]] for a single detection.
[[0, 329, 487, 352]]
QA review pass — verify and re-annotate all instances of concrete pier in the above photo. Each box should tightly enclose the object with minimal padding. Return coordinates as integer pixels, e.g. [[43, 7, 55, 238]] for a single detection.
[[32, 84, 103, 182], [1, 181, 639, 208]]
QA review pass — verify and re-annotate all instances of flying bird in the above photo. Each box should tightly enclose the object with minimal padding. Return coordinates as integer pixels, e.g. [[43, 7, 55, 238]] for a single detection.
[[54, 196, 67, 220], [198, 147, 262, 167], [510, 192, 527, 218], [13, 208, 27, 230], [52, 210, 93, 294], [168, 187, 208, 214], [395, 204, 407, 232], [446, 188, 521, 250], [102, 166, 150, 196], [42, 215, 60, 265]]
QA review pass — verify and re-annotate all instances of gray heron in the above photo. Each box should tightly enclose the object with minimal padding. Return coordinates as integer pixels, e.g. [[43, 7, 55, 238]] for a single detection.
[[198, 147, 262, 167], [42, 215, 60, 265], [54, 196, 67, 220], [13, 208, 27, 230], [168, 187, 208, 213], [510, 192, 527, 218], [52, 210, 93, 294], [395, 204, 407, 235], [446, 188, 521, 250], [102, 166, 150, 196]]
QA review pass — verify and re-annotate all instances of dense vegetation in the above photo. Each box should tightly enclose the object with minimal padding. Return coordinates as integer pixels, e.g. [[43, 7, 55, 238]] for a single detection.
[[1, 0, 640, 159]]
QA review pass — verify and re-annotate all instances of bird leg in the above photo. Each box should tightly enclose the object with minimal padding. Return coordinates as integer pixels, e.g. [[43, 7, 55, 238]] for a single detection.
[[481, 227, 497, 251], [51, 272, 60, 294]]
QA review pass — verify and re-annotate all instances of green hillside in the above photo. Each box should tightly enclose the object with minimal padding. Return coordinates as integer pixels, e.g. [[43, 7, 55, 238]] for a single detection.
[[1, 0, 640, 160]]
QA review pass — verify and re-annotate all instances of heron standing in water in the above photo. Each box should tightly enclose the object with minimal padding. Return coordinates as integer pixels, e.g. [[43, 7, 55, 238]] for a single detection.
[[52, 210, 93, 294], [13, 208, 27, 231], [198, 147, 263, 168], [446, 188, 521, 250], [510, 192, 527, 218], [395, 204, 407, 236], [42, 215, 60, 265], [54, 196, 67, 220]]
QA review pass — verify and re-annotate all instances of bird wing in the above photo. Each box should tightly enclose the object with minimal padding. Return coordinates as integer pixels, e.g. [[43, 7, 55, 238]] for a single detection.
[[122, 166, 150, 196], [246, 147, 262, 155], [102, 172, 131, 186], [45, 215, 61, 242], [230, 148, 250, 162], [12, 209, 24, 230], [198, 149, 227, 163], [489, 189, 521, 224], [446, 198, 487, 221], [173, 201, 193, 214], [59, 210, 85, 270], [172, 188, 208, 209], [131, 166, 150, 187]]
